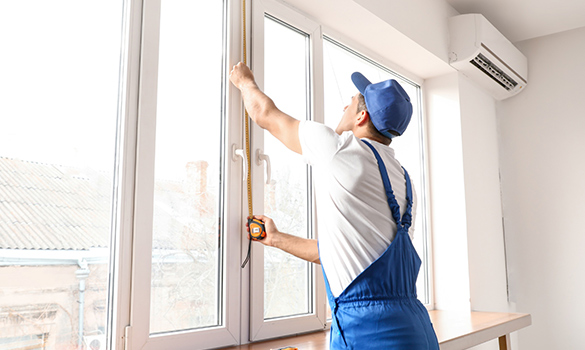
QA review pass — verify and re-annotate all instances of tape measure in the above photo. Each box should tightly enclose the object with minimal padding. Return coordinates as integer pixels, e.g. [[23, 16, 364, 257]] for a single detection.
[[242, 0, 254, 217], [248, 218, 266, 239], [240, 0, 266, 268], [242, 0, 252, 220]]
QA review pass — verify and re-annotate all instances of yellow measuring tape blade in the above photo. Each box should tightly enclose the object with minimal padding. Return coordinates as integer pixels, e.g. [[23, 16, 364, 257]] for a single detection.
[[239, 0, 256, 269], [242, 0, 253, 217]]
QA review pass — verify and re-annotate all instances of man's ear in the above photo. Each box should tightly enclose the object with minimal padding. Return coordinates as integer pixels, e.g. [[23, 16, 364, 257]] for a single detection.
[[355, 110, 369, 126]]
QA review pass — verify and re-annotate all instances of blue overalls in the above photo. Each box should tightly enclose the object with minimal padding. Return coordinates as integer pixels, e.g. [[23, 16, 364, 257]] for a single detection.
[[321, 140, 439, 349]]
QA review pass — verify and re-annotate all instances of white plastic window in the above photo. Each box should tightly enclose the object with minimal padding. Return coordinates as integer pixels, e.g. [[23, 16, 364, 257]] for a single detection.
[[247, 0, 326, 341], [149, 0, 225, 334], [128, 0, 239, 349], [0, 1, 432, 349], [262, 15, 312, 320]]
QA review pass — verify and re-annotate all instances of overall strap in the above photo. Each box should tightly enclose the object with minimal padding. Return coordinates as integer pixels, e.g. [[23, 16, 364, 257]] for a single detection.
[[362, 139, 413, 229], [402, 167, 413, 229], [321, 262, 348, 346]]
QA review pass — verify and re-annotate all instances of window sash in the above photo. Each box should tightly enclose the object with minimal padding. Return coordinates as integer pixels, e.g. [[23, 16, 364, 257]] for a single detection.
[[248, 0, 327, 341], [126, 0, 240, 348]]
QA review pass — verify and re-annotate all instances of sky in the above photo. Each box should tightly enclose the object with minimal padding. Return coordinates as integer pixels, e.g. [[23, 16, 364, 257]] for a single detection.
[[0, 0, 223, 182], [0, 1, 123, 172]]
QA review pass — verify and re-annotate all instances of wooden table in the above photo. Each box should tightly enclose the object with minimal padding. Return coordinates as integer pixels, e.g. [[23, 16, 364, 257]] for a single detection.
[[218, 311, 531, 350], [429, 310, 532, 350]]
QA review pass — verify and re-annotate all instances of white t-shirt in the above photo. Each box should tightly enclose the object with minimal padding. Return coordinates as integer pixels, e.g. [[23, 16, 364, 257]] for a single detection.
[[298, 120, 417, 297]]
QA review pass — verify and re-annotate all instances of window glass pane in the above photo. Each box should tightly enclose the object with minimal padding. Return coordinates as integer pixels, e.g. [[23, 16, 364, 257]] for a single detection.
[[149, 0, 225, 334], [323, 38, 429, 304], [0, 1, 123, 349], [263, 16, 311, 319]]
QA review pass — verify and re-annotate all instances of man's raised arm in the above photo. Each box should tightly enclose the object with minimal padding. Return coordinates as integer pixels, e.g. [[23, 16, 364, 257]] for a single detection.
[[229, 62, 302, 154]]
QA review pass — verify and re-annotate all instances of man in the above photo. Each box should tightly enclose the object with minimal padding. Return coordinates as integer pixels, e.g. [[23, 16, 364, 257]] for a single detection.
[[230, 62, 439, 349]]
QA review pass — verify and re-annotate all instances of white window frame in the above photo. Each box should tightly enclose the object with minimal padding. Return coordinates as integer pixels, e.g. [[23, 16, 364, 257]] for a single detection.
[[109, 0, 142, 348], [2, 0, 432, 349], [112, 0, 433, 349], [248, 0, 327, 342], [124, 0, 242, 349]]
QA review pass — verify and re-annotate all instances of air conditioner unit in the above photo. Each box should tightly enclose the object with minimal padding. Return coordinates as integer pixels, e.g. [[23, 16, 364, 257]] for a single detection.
[[83, 335, 106, 350], [448, 14, 528, 100]]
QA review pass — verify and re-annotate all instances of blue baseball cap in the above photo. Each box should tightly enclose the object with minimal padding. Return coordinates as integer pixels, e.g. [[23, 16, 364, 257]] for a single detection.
[[351, 72, 413, 138]]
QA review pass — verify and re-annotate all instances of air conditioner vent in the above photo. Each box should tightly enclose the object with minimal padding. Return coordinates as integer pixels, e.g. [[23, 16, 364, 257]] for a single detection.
[[470, 53, 517, 91], [448, 14, 528, 100]]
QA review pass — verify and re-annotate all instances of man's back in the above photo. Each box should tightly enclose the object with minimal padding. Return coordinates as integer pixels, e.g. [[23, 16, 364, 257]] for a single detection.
[[299, 120, 417, 297]]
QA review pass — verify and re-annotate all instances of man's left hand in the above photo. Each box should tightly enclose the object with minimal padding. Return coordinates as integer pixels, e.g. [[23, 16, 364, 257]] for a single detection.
[[229, 62, 256, 90]]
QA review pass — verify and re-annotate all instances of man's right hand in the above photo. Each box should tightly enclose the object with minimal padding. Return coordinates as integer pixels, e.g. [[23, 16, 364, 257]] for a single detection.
[[246, 215, 280, 247]]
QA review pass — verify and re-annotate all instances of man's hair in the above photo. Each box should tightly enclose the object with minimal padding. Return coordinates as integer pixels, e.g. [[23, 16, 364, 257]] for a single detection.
[[357, 93, 392, 144], [357, 93, 368, 114]]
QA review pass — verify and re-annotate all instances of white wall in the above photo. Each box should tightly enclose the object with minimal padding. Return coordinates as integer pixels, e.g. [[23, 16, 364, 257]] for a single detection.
[[458, 73, 509, 350], [424, 73, 471, 312], [497, 26, 585, 350], [355, 0, 458, 63], [281, 0, 454, 79], [458, 73, 508, 315]]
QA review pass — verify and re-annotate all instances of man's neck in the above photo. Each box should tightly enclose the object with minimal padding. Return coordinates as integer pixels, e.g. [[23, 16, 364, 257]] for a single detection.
[[355, 129, 391, 146]]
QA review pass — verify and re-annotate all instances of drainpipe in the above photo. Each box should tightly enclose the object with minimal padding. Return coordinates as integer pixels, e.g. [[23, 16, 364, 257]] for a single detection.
[[75, 260, 90, 349]]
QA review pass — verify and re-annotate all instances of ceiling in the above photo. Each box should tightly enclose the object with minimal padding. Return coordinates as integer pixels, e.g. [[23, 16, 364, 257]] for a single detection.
[[444, 0, 585, 42]]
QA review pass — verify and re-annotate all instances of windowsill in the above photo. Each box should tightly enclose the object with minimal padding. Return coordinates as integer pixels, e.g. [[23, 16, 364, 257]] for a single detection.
[[217, 310, 531, 350], [430, 310, 531, 349]]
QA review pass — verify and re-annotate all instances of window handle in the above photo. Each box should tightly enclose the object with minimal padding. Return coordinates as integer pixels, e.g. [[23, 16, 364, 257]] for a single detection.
[[256, 149, 271, 185], [232, 144, 248, 182]]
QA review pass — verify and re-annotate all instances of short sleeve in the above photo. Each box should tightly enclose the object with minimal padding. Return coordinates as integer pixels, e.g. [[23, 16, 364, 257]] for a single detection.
[[299, 120, 348, 166]]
